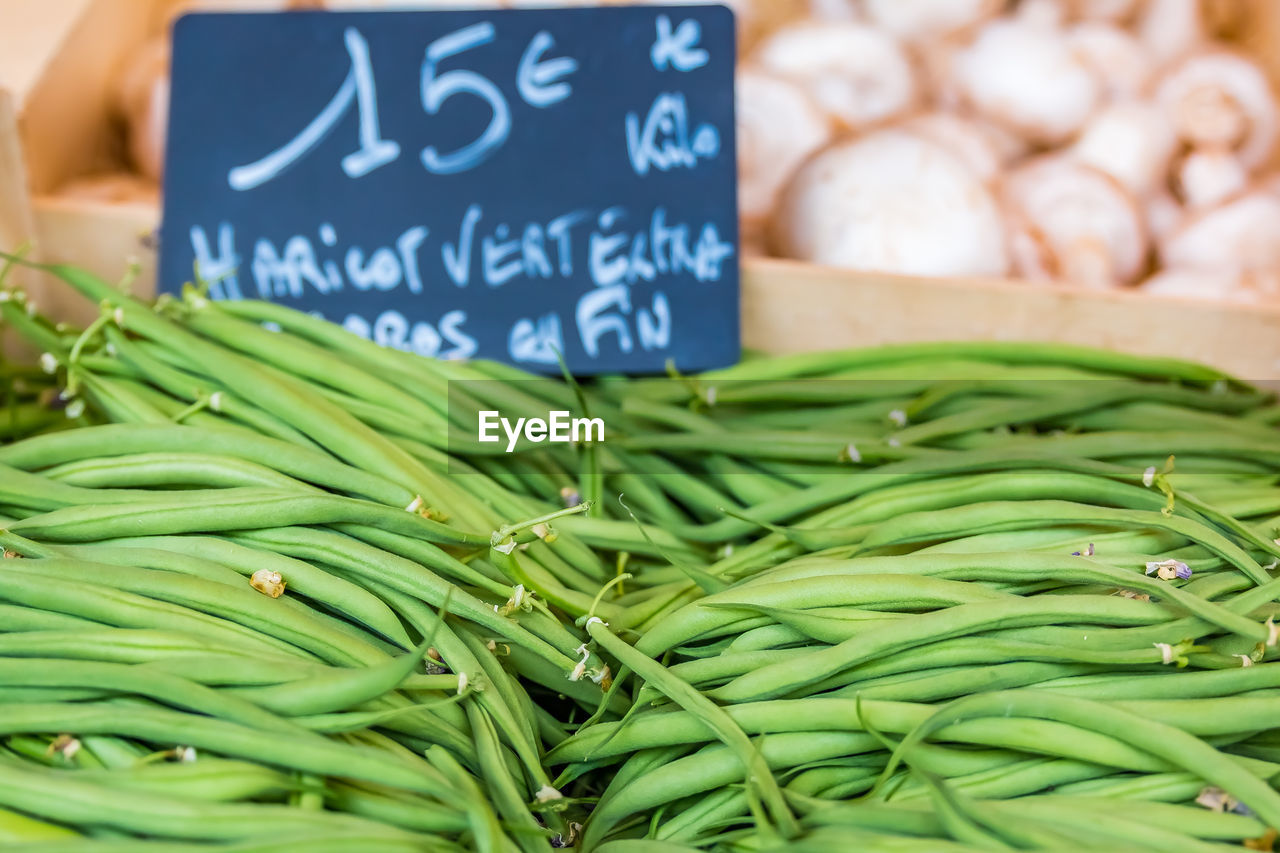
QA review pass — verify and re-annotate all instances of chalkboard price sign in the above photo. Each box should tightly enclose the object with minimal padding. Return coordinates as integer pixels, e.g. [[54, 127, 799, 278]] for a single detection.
[[160, 5, 740, 375]]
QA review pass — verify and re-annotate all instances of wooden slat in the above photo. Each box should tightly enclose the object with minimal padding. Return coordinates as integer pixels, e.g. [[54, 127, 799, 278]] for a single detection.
[[18, 0, 159, 193], [0, 89, 40, 359], [29, 195, 159, 330], [0, 93, 36, 264], [0, 0, 95, 111], [742, 257, 1280, 379]]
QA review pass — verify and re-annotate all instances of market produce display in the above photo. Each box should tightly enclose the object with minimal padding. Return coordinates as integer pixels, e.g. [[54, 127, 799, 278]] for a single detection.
[[740, 0, 1280, 303], [1, 257, 1279, 850]]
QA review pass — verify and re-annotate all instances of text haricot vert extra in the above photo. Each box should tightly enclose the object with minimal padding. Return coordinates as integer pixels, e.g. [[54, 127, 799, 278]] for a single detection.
[[478, 410, 605, 453]]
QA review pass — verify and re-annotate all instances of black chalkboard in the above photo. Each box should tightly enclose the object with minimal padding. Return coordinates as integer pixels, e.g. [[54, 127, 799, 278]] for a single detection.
[[160, 5, 740, 375]]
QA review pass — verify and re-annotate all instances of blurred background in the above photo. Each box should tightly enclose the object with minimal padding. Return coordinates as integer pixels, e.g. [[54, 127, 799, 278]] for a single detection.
[[1, 0, 1278, 311]]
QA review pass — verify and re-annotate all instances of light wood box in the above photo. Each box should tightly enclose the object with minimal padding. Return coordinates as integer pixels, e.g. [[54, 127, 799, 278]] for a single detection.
[[2, 0, 1280, 376]]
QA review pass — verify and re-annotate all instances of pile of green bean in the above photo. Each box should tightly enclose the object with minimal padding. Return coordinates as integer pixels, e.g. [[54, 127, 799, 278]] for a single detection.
[[1, 255, 1279, 851], [0, 357, 64, 443]]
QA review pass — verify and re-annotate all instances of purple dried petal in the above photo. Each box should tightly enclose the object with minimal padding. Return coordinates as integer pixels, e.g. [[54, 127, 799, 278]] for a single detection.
[[1146, 559, 1191, 581]]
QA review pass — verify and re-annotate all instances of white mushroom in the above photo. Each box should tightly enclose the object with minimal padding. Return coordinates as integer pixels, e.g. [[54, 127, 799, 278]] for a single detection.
[[952, 11, 1101, 144], [1160, 192, 1280, 277], [1064, 0, 1140, 24], [1155, 50, 1279, 170], [752, 22, 917, 130], [1137, 0, 1205, 69], [915, 38, 968, 112], [1260, 172, 1280, 199], [805, 0, 860, 21], [1001, 157, 1148, 289], [861, 0, 1000, 42], [735, 68, 833, 226], [1017, 0, 1069, 30], [1174, 148, 1248, 210], [894, 111, 1015, 183], [1070, 101, 1178, 198], [1145, 189, 1186, 243], [1067, 22, 1155, 100], [772, 130, 1009, 277]]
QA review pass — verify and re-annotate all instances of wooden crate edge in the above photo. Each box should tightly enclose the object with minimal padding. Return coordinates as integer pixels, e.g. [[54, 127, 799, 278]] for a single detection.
[[741, 257, 1280, 379]]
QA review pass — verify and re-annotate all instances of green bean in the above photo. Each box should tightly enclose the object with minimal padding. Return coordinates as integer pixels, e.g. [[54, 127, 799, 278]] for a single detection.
[[745, 552, 1267, 643], [425, 744, 511, 853], [0, 659, 303, 732], [1040, 662, 1280, 699], [581, 728, 1146, 850], [637, 575, 1014, 655], [0, 702, 463, 802], [231, 644, 430, 716], [960, 430, 1280, 470], [0, 462, 171, 512], [0, 628, 260, 666], [61, 370, 170, 425], [887, 756, 1110, 803], [0, 424, 413, 506], [890, 384, 1262, 447], [552, 698, 1176, 773], [885, 691, 1280, 828], [655, 787, 751, 842], [456, 628, 540, 772], [225, 526, 579, 671], [838, 661, 1110, 703], [700, 594, 1185, 699], [78, 532, 413, 646], [13, 260, 1280, 848], [2, 834, 464, 852], [101, 324, 322, 449], [56, 277, 458, 506], [6, 489, 489, 547], [0, 603, 104, 632], [582, 619, 798, 848], [21, 757, 301, 802], [42, 452, 313, 491], [0, 558, 387, 666], [464, 703, 552, 853], [1010, 795, 1265, 840], [856, 500, 1272, 584], [0, 403, 59, 441], [1050, 771, 1211, 802], [370, 585, 558, 800], [0, 567, 308, 660], [0, 687, 112, 702], [178, 305, 450, 443], [52, 543, 249, 587]]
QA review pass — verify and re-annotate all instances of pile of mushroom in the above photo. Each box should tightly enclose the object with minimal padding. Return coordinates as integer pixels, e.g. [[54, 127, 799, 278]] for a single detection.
[[744, 0, 1280, 303]]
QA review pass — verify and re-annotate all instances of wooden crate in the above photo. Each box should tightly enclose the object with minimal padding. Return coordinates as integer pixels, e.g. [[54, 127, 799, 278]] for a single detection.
[[0, 0, 166, 331], [3, 0, 1280, 376], [743, 258, 1280, 379]]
